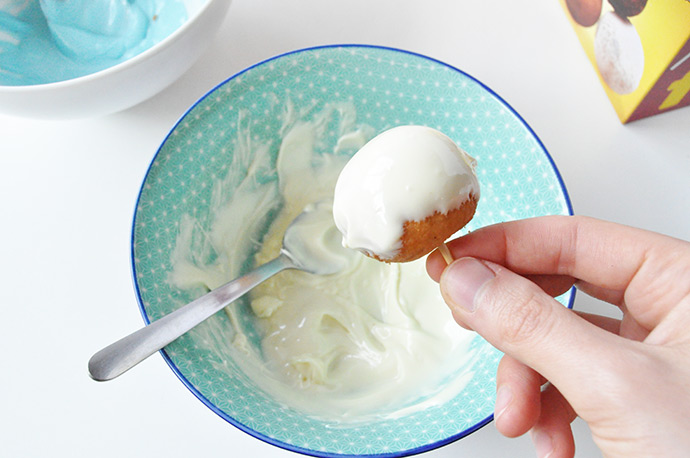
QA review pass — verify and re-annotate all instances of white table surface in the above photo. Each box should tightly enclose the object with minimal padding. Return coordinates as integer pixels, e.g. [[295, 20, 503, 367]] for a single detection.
[[2, 1, 688, 457]]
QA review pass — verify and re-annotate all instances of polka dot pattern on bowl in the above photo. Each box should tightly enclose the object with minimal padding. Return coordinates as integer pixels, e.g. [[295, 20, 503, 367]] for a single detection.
[[132, 45, 574, 457]]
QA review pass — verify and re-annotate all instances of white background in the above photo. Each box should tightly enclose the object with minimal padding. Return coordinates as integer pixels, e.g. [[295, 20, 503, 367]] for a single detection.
[[1, 1, 689, 457]]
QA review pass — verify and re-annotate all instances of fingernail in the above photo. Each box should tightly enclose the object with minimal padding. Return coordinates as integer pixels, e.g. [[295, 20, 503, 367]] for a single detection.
[[530, 429, 553, 458], [441, 257, 496, 312], [494, 385, 513, 421]]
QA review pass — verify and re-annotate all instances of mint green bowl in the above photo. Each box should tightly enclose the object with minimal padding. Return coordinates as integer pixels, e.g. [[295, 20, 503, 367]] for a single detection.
[[132, 45, 574, 457]]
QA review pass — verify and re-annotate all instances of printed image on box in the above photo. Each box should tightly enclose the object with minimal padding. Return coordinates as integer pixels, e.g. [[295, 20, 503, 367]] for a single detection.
[[561, 0, 690, 123]]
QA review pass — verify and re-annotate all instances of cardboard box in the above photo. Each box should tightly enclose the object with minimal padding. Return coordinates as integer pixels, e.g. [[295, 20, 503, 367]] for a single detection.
[[560, 0, 690, 123]]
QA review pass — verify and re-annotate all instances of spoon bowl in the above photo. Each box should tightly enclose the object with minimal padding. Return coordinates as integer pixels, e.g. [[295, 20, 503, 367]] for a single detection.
[[88, 202, 344, 382]]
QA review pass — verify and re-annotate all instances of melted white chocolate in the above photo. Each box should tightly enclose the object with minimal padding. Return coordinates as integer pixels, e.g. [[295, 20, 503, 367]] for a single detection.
[[171, 107, 476, 421]]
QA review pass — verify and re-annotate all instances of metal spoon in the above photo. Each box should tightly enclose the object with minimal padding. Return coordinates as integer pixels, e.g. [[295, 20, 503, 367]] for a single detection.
[[88, 201, 348, 381]]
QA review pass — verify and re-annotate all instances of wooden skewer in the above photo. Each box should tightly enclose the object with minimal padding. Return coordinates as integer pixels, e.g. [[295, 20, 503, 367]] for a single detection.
[[438, 242, 453, 265]]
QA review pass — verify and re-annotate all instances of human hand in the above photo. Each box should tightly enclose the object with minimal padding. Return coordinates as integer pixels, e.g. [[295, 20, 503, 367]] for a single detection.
[[426, 216, 690, 458]]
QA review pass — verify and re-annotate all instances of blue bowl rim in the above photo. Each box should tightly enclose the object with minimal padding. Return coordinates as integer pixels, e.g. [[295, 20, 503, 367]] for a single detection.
[[130, 43, 576, 457]]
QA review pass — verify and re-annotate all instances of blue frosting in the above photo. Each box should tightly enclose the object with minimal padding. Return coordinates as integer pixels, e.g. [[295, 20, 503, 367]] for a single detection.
[[0, 0, 187, 86]]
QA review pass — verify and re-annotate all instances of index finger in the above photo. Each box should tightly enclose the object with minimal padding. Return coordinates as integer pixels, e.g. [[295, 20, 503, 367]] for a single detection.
[[427, 215, 690, 331]]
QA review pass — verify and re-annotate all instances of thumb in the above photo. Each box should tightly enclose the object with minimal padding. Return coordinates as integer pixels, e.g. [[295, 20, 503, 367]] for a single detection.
[[440, 257, 621, 399]]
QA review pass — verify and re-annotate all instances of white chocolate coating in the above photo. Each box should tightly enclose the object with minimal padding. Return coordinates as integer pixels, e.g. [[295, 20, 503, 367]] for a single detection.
[[333, 126, 480, 260]]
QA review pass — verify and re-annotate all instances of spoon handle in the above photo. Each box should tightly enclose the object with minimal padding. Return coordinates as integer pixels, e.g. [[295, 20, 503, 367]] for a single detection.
[[88, 254, 295, 381]]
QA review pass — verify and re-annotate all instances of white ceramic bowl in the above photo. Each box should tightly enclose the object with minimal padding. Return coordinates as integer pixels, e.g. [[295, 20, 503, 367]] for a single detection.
[[0, 0, 231, 119]]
